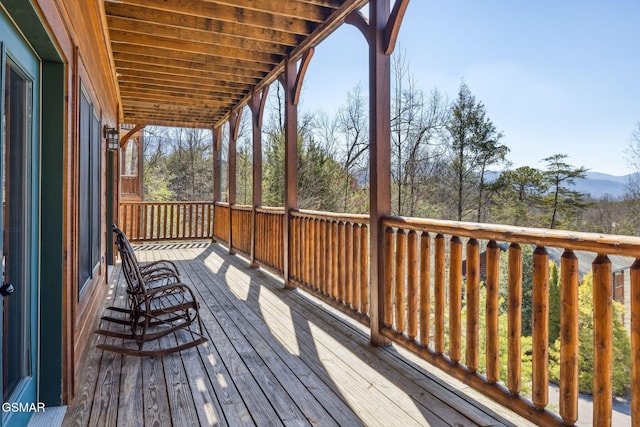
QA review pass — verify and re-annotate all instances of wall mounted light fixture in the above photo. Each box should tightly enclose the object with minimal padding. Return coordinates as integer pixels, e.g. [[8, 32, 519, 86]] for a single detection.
[[104, 125, 120, 151]]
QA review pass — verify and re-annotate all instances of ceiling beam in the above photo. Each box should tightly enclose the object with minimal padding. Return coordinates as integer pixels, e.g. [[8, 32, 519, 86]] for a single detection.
[[105, 0, 313, 35]]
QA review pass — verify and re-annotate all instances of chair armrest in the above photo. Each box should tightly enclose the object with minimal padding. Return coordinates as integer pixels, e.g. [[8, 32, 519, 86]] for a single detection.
[[140, 260, 180, 275]]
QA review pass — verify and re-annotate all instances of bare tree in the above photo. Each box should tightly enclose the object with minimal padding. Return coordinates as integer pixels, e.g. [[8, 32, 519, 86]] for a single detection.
[[624, 121, 640, 233], [335, 84, 369, 211], [391, 52, 448, 216]]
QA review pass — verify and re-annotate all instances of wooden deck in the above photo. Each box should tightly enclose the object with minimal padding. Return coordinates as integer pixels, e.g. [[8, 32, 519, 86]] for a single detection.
[[62, 243, 534, 427]]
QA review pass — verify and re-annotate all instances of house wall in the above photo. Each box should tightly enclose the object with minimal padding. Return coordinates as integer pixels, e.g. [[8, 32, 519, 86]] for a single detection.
[[3, 0, 119, 404]]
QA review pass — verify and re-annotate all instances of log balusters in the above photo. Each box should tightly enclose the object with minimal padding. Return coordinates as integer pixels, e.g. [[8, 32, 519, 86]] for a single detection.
[[379, 215, 640, 427], [213, 202, 229, 243], [119, 201, 640, 426], [230, 205, 252, 255], [254, 207, 284, 274], [119, 201, 214, 242], [289, 210, 370, 322]]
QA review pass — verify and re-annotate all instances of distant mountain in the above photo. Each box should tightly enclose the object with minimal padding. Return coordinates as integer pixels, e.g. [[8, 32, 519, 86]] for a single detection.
[[485, 171, 636, 199], [574, 172, 636, 199]]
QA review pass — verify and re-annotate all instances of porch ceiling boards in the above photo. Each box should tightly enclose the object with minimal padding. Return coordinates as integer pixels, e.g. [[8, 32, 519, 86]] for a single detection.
[[103, 0, 367, 129]]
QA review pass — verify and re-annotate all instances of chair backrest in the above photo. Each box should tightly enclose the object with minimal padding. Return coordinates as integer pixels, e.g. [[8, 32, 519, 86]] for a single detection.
[[113, 224, 146, 296]]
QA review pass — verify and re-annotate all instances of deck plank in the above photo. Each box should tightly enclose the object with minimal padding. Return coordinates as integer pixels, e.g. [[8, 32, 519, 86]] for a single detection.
[[182, 248, 354, 427], [62, 268, 123, 427], [64, 242, 533, 427], [191, 246, 456, 426]]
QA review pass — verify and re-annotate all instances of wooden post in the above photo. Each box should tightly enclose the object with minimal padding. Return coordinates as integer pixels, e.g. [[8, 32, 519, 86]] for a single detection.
[[384, 227, 394, 327], [395, 229, 406, 333], [560, 250, 579, 425], [449, 236, 462, 364], [466, 238, 480, 373], [347, 0, 408, 346], [249, 88, 267, 266], [592, 254, 612, 426], [282, 50, 313, 288], [212, 127, 221, 242], [434, 233, 445, 354], [406, 230, 418, 340], [419, 233, 431, 347], [485, 240, 500, 383], [228, 112, 241, 255], [507, 243, 522, 395], [532, 246, 549, 410]]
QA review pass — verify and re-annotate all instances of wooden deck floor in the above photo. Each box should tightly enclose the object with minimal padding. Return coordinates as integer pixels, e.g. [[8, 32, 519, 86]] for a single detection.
[[63, 243, 534, 427]]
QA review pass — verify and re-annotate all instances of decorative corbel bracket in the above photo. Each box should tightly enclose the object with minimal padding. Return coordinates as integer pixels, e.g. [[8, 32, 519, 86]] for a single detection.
[[346, 0, 410, 54], [277, 48, 315, 107], [119, 124, 146, 148], [250, 86, 270, 129]]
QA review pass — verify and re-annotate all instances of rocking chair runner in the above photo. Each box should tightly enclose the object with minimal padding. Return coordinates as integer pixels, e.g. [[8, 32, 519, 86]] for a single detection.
[[94, 227, 207, 357]]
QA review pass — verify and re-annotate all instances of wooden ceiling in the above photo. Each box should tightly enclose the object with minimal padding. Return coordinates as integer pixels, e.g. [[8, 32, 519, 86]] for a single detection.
[[103, 0, 368, 128]]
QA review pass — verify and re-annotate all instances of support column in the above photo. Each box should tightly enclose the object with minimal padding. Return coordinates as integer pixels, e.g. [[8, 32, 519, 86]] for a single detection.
[[228, 111, 241, 254], [212, 126, 221, 242], [282, 49, 313, 288], [250, 87, 268, 267], [347, 0, 409, 345]]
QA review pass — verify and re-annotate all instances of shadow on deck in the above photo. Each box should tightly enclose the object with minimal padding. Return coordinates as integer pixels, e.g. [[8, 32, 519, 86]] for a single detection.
[[63, 242, 534, 426]]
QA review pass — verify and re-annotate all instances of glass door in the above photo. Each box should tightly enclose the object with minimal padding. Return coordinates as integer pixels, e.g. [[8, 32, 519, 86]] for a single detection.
[[0, 8, 40, 426], [2, 58, 33, 403]]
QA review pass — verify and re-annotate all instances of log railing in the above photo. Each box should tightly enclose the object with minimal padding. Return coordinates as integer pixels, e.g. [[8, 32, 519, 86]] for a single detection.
[[213, 202, 229, 244], [381, 215, 640, 426], [119, 201, 213, 242], [230, 205, 252, 256], [254, 207, 285, 274], [119, 201, 640, 425], [290, 210, 370, 324]]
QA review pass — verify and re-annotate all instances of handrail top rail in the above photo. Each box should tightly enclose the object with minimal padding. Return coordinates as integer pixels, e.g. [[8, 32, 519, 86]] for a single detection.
[[293, 209, 369, 223], [383, 215, 640, 257], [230, 204, 253, 211], [256, 206, 286, 213], [121, 201, 214, 206], [214, 201, 230, 207]]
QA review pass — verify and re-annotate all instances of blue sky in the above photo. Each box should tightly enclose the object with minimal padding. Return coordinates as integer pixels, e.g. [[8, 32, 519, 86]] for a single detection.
[[299, 1, 640, 176]]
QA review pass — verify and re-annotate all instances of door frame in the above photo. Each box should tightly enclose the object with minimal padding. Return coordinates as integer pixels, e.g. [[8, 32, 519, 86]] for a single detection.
[[0, 9, 41, 427]]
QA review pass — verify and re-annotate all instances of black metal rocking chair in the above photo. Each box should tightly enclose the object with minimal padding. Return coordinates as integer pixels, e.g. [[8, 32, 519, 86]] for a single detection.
[[94, 226, 207, 357]]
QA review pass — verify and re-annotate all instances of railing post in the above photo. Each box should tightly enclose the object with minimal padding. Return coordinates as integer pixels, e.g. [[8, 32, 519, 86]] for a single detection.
[[212, 126, 221, 243], [282, 50, 313, 288], [347, 0, 408, 346], [250, 88, 267, 267], [228, 111, 241, 255]]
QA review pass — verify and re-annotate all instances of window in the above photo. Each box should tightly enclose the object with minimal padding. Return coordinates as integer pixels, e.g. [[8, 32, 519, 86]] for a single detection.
[[121, 138, 139, 177], [78, 84, 101, 297]]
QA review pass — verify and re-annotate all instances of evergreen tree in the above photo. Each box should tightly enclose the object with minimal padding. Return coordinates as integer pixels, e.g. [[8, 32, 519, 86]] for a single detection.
[[541, 154, 589, 229], [490, 166, 547, 226], [445, 82, 504, 221]]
